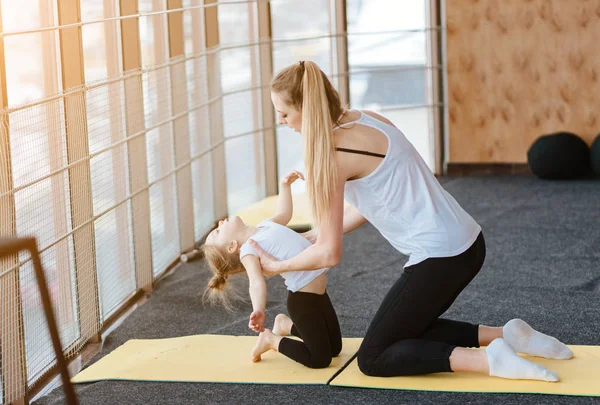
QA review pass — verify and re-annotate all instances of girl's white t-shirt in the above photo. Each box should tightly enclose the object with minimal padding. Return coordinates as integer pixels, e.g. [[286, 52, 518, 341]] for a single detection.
[[240, 220, 329, 291]]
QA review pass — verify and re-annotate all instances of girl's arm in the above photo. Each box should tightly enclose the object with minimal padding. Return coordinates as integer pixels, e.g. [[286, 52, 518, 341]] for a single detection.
[[270, 170, 304, 226], [241, 255, 267, 332], [249, 178, 345, 275]]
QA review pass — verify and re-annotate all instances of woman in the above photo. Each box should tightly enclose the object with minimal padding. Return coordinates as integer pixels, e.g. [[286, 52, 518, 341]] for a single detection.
[[249, 60, 572, 381]]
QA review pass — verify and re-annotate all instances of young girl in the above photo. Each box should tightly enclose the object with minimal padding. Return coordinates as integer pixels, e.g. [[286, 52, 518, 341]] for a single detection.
[[201, 170, 342, 368]]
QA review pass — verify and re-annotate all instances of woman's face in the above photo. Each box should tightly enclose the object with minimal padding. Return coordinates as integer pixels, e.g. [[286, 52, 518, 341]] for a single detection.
[[271, 92, 302, 133]]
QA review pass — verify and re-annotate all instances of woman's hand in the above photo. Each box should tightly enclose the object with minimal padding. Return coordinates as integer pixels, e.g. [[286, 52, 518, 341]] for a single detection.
[[249, 240, 283, 277], [301, 228, 318, 244]]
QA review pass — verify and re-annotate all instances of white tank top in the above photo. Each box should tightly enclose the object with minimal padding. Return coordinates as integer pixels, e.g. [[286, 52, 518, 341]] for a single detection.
[[339, 111, 481, 267], [240, 220, 329, 292]]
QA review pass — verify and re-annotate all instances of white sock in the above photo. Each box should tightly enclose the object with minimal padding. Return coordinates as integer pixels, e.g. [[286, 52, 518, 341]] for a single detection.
[[486, 338, 559, 382], [503, 319, 573, 360]]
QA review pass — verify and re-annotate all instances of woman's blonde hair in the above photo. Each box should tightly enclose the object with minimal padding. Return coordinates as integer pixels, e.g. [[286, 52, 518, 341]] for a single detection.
[[271, 61, 344, 225], [200, 244, 246, 311]]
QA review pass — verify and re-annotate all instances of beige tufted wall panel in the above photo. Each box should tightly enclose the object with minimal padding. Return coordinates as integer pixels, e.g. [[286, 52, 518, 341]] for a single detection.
[[446, 0, 600, 163]]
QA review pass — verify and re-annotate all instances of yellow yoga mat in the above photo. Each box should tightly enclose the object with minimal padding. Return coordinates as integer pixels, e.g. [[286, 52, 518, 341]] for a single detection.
[[330, 345, 600, 397], [72, 335, 362, 385], [234, 193, 313, 229]]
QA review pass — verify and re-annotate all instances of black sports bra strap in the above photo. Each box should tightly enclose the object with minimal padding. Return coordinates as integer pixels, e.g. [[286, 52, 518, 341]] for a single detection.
[[335, 147, 386, 158]]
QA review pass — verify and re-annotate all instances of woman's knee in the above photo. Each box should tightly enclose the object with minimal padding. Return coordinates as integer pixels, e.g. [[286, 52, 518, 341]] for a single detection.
[[357, 334, 379, 368], [357, 341, 381, 376], [357, 350, 377, 376]]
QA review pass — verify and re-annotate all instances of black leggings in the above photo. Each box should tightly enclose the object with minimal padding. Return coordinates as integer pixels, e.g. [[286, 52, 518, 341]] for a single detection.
[[278, 290, 342, 369], [357, 232, 486, 377]]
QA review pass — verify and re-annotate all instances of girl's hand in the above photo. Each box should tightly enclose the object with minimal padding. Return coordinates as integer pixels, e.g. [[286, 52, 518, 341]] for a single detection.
[[280, 170, 305, 186], [301, 228, 318, 244], [249, 310, 265, 333], [249, 240, 283, 277]]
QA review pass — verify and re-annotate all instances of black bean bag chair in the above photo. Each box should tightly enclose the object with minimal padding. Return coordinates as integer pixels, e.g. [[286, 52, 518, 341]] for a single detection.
[[527, 132, 590, 179], [591, 134, 600, 177]]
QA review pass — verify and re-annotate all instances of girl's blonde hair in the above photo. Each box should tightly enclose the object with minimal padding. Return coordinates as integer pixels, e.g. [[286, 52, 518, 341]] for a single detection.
[[271, 61, 344, 225], [200, 244, 246, 311]]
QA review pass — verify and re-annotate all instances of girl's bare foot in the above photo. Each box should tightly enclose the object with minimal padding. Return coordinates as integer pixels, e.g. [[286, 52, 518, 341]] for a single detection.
[[251, 329, 282, 362], [273, 314, 293, 336]]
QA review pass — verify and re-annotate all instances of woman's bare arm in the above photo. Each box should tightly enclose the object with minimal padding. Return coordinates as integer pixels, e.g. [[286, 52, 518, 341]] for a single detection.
[[343, 203, 368, 234], [302, 203, 367, 243], [249, 178, 346, 275]]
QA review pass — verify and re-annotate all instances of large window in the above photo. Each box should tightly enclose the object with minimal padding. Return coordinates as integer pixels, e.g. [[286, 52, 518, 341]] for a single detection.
[[347, 0, 437, 170], [182, 0, 214, 241], [271, 0, 336, 194], [81, 0, 136, 320], [1, 0, 78, 387], [139, 0, 181, 275], [219, 0, 266, 215]]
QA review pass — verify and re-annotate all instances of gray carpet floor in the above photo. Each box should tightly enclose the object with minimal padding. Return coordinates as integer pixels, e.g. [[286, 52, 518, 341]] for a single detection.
[[36, 176, 600, 405]]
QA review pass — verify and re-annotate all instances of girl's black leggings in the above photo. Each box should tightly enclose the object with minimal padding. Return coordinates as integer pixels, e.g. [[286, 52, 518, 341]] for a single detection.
[[357, 232, 486, 376], [278, 290, 342, 369]]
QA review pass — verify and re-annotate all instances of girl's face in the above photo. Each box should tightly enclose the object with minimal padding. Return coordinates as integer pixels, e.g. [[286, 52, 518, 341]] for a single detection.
[[271, 91, 302, 133], [205, 216, 246, 248]]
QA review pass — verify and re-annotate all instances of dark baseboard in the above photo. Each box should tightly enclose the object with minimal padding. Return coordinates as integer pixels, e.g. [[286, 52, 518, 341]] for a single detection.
[[446, 163, 532, 176]]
